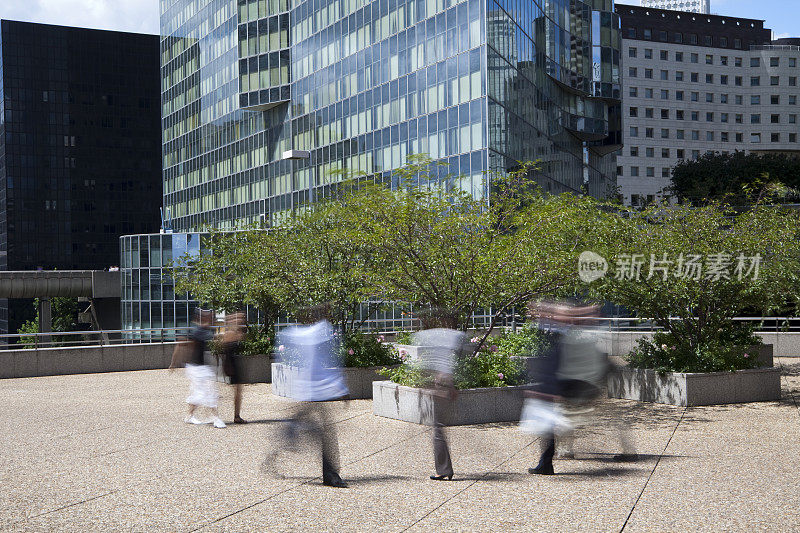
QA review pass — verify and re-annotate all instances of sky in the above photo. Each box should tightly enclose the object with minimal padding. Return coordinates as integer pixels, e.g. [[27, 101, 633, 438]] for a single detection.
[[620, 0, 799, 39], [0, 0, 795, 39]]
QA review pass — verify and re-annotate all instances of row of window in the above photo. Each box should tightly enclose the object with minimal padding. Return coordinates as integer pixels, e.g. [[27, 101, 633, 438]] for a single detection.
[[630, 107, 798, 124], [624, 27, 744, 49], [628, 127, 798, 144], [628, 86, 800, 105], [628, 67, 798, 87], [628, 47, 799, 69]]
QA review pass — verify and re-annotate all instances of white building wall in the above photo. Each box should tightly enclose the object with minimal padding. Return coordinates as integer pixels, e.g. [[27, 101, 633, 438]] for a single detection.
[[640, 0, 710, 14], [618, 41, 800, 205]]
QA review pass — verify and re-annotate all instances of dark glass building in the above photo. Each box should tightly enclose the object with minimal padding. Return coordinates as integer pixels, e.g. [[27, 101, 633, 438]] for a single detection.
[[0, 20, 162, 334]]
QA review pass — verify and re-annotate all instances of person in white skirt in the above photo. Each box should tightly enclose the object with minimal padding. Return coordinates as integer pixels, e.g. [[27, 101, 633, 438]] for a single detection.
[[171, 309, 226, 428]]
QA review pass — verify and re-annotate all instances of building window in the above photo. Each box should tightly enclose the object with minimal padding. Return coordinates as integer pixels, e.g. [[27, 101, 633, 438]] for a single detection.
[[646, 167, 655, 177], [721, 132, 729, 142], [661, 109, 669, 119], [751, 95, 761, 105], [645, 88, 654, 98], [692, 150, 700, 159], [735, 76, 743, 86], [751, 77, 760, 86], [771, 95, 780, 105], [770, 57, 779, 67], [721, 113, 729, 123], [706, 74, 714, 84], [706, 131, 714, 141], [721, 56, 729, 66], [790, 58, 797, 68], [630, 146, 639, 156], [790, 96, 797, 105], [630, 87, 638, 97], [646, 128, 654, 138], [659, 30, 668, 41], [644, 29, 652, 40], [631, 166, 639, 177], [772, 133, 781, 143], [704, 36, 713, 46], [644, 48, 653, 59], [720, 37, 728, 48], [691, 111, 699, 121], [629, 47, 637, 58], [751, 114, 761, 124], [629, 107, 638, 117], [645, 69, 653, 79], [691, 130, 700, 140], [676, 71, 684, 81], [771, 114, 780, 124], [691, 72, 699, 83], [791, 77, 797, 87], [677, 110, 685, 120], [791, 133, 797, 142], [661, 90, 669, 99], [661, 148, 670, 158], [661, 70, 669, 81], [676, 52, 684, 62], [735, 57, 743, 67], [706, 112, 714, 122], [646, 147, 654, 157], [721, 94, 728, 104], [630, 127, 639, 137], [629, 67, 638, 77], [691, 92, 699, 102], [736, 133, 743, 142], [721, 75, 728, 85], [676, 90, 684, 101], [626, 28, 636, 38], [751, 57, 760, 67], [771, 76, 780, 86], [706, 93, 714, 103], [677, 149, 685, 158], [689, 34, 698, 45], [735, 95, 743, 105], [661, 128, 669, 139], [646, 108, 654, 118], [735, 114, 743, 124], [691, 53, 699, 63], [662, 168, 670, 178], [674, 33, 683, 44], [660, 50, 668, 60], [677, 129, 685, 139], [705, 54, 713, 65], [790, 114, 797, 124]]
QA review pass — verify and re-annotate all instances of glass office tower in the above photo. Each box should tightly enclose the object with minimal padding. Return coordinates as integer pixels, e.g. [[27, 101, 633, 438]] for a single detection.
[[159, 0, 621, 232], [127, 0, 622, 333]]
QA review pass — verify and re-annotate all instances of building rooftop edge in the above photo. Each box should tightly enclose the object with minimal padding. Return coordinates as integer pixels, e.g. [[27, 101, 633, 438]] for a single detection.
[[614, 3, 768, 28], [0, 18, 158, 38]]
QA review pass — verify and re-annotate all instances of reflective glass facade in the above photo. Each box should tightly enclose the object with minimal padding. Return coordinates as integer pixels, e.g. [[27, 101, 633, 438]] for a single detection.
[[160, 0, 622, 232]]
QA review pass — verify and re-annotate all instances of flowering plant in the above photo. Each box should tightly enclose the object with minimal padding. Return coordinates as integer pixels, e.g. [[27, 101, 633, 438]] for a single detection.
[[340, 331, 401, 368]]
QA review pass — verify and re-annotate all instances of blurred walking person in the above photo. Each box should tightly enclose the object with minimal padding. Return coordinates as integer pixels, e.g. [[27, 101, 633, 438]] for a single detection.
[[524, 301, 609, 475], [413, 315, 466, 481], [273, 305, 349, 488], [220, 311, 248, 424], [170, 309, 226, 428]]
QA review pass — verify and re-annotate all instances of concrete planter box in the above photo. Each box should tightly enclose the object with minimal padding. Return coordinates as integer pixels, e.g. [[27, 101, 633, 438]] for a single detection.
[[607, 367, 781, 406], [372, 380, 533, 425], [271, 363, 398, 399], [748, 344, 773, 368], [392, 344, 427, 361], [510, 356, 539, 381], [216, 354, 272, 384]]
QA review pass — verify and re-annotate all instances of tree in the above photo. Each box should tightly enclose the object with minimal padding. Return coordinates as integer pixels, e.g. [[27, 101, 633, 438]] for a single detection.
[[17, 297, 85, 347], [669, 151, 800, 205], [585, 202, 800, 371]]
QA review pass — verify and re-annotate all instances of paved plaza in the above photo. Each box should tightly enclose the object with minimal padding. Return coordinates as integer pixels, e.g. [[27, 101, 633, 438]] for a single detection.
[[2, 360, 800, 532]]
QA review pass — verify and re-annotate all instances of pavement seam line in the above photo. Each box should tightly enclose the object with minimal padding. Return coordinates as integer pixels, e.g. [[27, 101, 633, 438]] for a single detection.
[[400, 436, 539, 532], [619, 406, 687, 533], [778, 360, 799, 412], [190, 412, 425, 531]]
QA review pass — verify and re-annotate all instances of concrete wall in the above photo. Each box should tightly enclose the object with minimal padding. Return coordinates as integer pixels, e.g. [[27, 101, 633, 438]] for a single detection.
[[599, 331, 800, 357], [0, 343, 178, 379]]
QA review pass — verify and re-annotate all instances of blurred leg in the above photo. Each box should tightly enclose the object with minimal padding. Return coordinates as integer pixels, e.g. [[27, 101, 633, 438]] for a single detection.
[[432, 395, 454, 478]]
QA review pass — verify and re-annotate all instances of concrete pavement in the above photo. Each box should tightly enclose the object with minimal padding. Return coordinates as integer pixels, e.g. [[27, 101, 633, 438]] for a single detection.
[[1, 359, 799, 532]]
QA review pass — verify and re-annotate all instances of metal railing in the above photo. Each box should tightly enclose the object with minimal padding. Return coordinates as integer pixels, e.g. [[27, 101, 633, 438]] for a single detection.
[[751, 44, 800, 51]]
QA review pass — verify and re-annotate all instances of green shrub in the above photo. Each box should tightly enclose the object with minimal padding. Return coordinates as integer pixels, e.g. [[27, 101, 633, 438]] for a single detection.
[[493, 325, 554, 358], [393, 330, 414, 345], [382, 345, 523, 389], [627, 327, 763, 373], [341, 331, 401, 367]]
